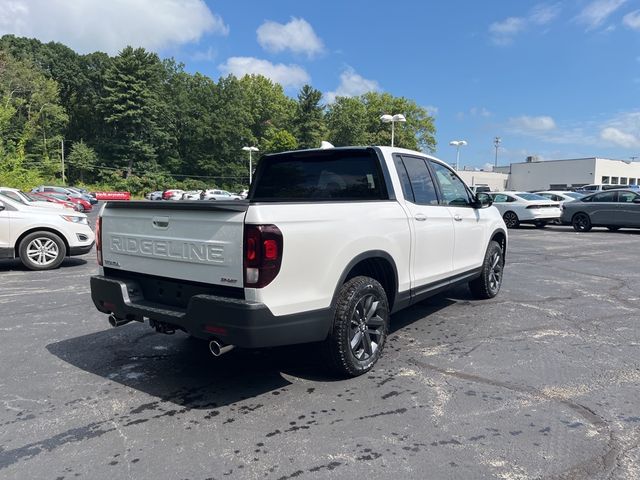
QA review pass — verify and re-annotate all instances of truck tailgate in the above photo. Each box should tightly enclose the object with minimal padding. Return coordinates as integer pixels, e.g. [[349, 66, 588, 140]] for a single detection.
[[100, 201, 247, 287]]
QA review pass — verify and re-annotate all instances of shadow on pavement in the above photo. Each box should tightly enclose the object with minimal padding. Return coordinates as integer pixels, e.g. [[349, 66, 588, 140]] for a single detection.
[[46, 290, 463, 410], [0, 257, 88, 272]]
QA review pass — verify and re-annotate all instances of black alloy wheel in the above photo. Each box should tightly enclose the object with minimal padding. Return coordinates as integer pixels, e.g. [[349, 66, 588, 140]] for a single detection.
[[503, 211, 520, 228], [323, 276, 389, 377], [572, 213, 592, 232], [469, 240, 504, 299]]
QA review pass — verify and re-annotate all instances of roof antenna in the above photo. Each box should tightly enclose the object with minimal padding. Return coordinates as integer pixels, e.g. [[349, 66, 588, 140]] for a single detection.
[[320, 141, 335, 149]]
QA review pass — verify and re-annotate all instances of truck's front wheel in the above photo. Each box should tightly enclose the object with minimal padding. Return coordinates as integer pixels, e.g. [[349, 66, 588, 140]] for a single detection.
[[324, 276, 389, 377]]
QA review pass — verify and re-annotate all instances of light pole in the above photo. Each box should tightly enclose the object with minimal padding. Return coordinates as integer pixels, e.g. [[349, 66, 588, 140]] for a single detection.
[[493, 136, 502, 168], [449, 140, 467, 171], [61, 139, 68, 184], [242, 146, 259, 185], [380, 114, 406, 147]]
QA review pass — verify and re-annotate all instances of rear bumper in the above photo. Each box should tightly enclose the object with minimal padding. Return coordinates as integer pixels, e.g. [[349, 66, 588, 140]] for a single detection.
[[69, 242, 95, 256], [521, 210, 561, 222], [90, 275, 333, 348]]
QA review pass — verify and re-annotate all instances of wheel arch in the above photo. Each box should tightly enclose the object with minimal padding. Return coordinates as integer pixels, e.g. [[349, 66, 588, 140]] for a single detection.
[[332, 251, 399, 312], [15, 227, 70, 258], [490, 229, 508, 260], [571, 211, 589, 221]]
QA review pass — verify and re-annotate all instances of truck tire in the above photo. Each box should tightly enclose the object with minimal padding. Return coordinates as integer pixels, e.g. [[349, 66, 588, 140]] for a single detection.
[[19, 231, 66, 271], [468, 240, 504, 300], [323, 276, 389, 377]]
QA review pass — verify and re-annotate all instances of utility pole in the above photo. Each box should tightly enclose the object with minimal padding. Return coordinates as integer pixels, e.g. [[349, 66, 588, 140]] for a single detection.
[[61, 139, 66, 184], [493, 136, 502, 168]]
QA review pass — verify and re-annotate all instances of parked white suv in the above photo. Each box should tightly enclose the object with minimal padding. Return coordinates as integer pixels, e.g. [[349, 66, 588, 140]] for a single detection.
[[0, 193, 95, 270], [91, 146, 507, 376]]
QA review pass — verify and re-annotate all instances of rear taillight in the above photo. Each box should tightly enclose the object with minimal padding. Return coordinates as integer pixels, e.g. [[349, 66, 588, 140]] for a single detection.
[[96, 216, 103, 266], [243, 224, 283, 288]]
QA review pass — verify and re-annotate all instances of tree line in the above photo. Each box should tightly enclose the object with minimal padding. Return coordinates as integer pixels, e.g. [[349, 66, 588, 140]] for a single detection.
[[0, 35, 436, 193]]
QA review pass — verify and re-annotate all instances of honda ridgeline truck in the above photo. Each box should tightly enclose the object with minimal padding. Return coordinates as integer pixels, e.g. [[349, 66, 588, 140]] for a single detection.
[[90, 146, 507, 376]]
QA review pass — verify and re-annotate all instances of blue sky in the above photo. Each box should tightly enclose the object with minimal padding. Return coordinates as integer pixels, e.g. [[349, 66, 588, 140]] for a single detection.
[[2, 0, 640, 168]]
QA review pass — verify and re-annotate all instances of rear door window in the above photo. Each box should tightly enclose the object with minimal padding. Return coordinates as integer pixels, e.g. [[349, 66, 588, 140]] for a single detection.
[[396, 155, 438, 205], [592, 192, 617, 202], [618, 191, 638, 203]]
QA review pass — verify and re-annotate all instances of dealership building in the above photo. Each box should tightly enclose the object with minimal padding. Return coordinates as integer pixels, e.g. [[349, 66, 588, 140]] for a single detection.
[[459, 157, 640, 192]]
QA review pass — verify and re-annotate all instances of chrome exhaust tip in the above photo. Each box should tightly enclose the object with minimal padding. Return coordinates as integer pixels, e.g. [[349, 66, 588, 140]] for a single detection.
[[108, 314, 131, 328], [209, 340, 235, 357]]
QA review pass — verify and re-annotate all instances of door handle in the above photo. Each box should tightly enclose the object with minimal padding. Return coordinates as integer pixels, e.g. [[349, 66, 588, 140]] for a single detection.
[[454, 214, 462, 222], [414, 214, 427, 222]]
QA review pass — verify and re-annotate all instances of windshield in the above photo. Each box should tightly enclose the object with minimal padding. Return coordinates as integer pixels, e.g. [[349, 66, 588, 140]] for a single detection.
[[0, 190, 28, 204], [565, 192, 584, 199], [0, 192, 20, 205], [516, 193, 548, 201]]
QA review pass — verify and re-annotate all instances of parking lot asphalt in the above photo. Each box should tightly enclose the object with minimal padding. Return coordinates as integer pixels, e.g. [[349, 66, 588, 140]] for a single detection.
[[1, 212, 639, 479]]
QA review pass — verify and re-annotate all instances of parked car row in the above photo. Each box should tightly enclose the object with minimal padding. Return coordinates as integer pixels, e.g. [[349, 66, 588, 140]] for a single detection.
[[30, 185, 98, 212], [145, 189, 248, 201], [488, 189, 640, 231]]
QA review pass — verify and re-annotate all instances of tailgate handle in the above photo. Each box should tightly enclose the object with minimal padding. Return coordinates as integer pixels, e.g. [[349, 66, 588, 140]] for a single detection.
[[152, 216, 170, 229]]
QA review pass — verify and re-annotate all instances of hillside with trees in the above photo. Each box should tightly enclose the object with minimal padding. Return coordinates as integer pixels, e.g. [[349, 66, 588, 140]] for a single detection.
[[0, 35, 436, 194]]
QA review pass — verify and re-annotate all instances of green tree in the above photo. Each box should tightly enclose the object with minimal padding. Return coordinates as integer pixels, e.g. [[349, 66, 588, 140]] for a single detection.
[[0, 50, 67, 173], [67, 140, 97, 183], [326, 96, 368, 146], [239, 74, 296, 144], [100, 46, 167, 177], [361, 92, 436, 152], [294, 85, 327, 149], [262, 128, 298, 154]]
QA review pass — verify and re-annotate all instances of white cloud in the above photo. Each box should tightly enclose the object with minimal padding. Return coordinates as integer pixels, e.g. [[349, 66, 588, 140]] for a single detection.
[[509, 115, 557, 132], [489, 4, 561, 45], [623, 10, 640, 29], [257, 17, 324, 57], [218, 57, 310, 88], [0, 0, 227, 55], [599, 112, 640, 148], [191, 46, 217, 62], [425, 105, 439, 116], [600, 127, 640, 147], [576, 0, 627, 30], [489, 17, 526, 44], [324, 67, 380, 103], [470, 107, 492, 117], [530, 3, 562, 25]]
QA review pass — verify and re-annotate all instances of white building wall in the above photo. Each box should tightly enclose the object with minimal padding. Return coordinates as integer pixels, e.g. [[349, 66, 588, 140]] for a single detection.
[[457, 171, 509, 191], [507, 159, 597, 191], [593, 159, 640, 185]]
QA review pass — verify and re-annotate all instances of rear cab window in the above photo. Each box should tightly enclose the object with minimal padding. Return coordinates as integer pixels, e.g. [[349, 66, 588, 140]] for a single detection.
[[252, 149, 389, 202]]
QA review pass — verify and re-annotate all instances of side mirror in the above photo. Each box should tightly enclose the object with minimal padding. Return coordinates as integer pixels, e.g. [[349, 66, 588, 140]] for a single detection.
[[633, 198, 640, 203], [474, 192, 493, 208], [0, 201, 5, 211]]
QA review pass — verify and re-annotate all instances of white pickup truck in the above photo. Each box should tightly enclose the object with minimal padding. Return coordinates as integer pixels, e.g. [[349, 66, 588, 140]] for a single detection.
[[91, 146, 507, 376]]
